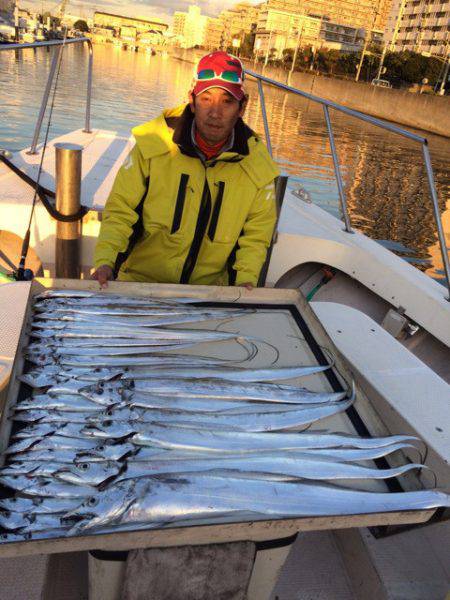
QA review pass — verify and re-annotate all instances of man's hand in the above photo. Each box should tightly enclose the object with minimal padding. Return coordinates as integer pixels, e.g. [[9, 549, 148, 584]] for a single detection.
[[241, 282, 254, 291], [91, 265, 113, 289]]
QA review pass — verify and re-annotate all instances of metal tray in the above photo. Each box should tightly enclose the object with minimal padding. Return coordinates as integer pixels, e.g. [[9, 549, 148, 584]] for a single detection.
[[0, 279, 442, 558]]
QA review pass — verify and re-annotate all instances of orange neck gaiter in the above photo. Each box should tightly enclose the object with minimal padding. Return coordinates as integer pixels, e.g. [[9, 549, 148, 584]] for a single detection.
[[194, 129, 228, 161]]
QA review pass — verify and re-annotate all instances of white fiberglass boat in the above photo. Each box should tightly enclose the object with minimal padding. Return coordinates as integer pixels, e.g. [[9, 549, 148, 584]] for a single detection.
[[0, 38, 449, 600]]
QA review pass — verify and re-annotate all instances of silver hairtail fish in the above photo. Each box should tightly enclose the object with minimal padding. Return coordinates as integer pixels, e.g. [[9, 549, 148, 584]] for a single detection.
[[64, 475, 450, 535]]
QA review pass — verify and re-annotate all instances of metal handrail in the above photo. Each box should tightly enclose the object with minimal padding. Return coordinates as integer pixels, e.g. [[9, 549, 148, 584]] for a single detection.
[[246, 68, 450, 300], [0, 38, 93, 153]]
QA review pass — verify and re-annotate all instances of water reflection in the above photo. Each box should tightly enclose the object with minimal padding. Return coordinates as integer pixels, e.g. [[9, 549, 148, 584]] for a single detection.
[[243, 81, 449, 282], [0, 44, 449, 282]]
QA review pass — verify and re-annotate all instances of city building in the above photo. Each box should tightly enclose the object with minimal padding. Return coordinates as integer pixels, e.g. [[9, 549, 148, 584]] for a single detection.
[[256, 0, 393, 41], [255, 5, 366, 57], [137, 29, 166, 48], [173, 5, 207, 48], [255, 9, 322, 58], [0, 0, 14, 18], [384, 0, 449, 56], [93, 11, 168, 35], [0, 0, 14, 40], [204, 17, 225, 50], [320, 20, 365, 51], [219, 2, 261, 49]]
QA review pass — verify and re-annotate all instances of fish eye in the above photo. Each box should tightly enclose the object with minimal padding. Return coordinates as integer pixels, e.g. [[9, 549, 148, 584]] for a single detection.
[[88, 497, 98, 507], [80, 463, 90, 471], [97, 388, 104, 395], [98, 445, 105, 451], [102, 420, 112, 427]]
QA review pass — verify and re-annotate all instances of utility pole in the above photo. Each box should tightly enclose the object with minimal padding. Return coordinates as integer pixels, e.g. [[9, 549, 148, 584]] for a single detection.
[[438, 43, 450, 95], [355, 30, 370, 81], [355, 2, 380, 82], [287, 19, 303, 85], [14, 2, 19, 41], [264, 27, 273, 66], [375, 41, 388, 80]]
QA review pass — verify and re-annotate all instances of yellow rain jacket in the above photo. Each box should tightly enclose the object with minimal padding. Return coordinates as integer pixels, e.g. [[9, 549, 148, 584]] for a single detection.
[[94, 104, 279, 286]]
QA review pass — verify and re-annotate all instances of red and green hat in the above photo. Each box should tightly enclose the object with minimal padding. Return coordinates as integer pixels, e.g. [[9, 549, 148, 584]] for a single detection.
[[193, 51, 245, 101]]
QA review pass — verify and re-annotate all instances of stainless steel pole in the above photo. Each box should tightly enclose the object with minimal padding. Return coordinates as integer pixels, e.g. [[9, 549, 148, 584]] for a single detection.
[[84, 40, 93, 133], [323, 105, 353, 233], [257, 79, 273, 157], [422, 143, 450, 300], [55, 143, 83, 279], [27, 46, 61, 155]]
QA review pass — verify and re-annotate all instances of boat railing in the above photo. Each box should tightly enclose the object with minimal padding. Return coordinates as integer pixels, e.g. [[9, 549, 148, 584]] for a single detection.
[[0, 38, 93, 154], [246, 68, 450, 300]]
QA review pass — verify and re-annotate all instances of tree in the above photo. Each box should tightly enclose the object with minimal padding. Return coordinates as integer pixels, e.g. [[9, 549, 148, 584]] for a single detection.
[[73, 19, 89, 33], [239, 31, 255, 59], [315, 49, 340, 74], [383, 50, 442, 86], [336, 53, 359, 76]]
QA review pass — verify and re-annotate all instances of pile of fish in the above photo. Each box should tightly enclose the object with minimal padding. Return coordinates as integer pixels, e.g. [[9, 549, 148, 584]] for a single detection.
[[0, 289, 448, 543]]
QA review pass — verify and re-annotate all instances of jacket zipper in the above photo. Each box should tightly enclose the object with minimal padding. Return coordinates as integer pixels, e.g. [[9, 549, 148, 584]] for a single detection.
[[171, 173, 190, 234], [207, 181, 225, 241], [180, 170, 212, 284]]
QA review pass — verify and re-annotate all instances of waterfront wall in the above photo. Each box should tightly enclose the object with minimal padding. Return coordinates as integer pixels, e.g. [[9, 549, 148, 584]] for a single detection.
[[171, 47, 450, 138]]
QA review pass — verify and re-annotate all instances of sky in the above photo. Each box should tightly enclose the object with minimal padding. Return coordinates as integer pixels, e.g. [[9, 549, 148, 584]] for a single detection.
[[20, 0, 261, 21]]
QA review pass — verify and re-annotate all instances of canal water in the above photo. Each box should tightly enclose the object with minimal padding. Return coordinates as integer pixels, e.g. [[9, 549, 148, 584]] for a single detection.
[[1, 43, 449, 282]]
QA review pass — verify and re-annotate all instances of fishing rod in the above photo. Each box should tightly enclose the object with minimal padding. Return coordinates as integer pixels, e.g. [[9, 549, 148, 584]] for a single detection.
[[14, 29, 68, 282]]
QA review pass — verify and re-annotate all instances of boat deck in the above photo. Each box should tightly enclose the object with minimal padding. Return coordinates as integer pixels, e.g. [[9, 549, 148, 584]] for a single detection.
[[1, 129, 132, 211], [0, 281, 449, 599], [0, 524, 449, 599]]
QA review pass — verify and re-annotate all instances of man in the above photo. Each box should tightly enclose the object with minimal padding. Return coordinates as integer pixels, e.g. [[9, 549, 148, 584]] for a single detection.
[[92, 50, 279, 289]]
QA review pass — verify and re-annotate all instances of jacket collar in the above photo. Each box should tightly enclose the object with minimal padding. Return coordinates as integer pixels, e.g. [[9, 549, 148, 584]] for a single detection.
[[131, 105, 280, 189], [172, 104, 252, 161]]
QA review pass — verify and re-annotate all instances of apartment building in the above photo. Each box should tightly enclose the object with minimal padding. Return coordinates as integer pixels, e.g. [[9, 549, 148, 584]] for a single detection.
[[255, 4, 365, 56], [385, 0, 449, 55], [255, 9, 322, 56], [258, 0, 392, 36], [204, 17, 225, 50], [219, 2, 261, 48], [0, 0, 14, 13], [173, 5, 207, 48]]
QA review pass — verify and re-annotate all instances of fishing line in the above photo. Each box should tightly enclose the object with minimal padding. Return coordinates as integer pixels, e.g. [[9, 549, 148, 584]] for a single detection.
[[213, 320, 281, 365], [16, 29, 68, 281]]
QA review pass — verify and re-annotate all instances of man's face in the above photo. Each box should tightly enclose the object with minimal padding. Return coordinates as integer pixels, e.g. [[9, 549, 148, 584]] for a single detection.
[[189, 88, 247, 145]]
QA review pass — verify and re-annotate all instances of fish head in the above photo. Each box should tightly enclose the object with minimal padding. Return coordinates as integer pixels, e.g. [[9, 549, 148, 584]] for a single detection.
[[55, 460, 121, 486], [86, 406, 130, 425], [78, 383, 124, 405], [0, 509, 29, 531], [11, 410, 47, 424], [75, 442, 133, 462], [0, 474, 32, 491], [25, 351, 55, 366], [19, 369, 58, 389], [65, 481, 134, 533], [82, 421, 135, 440], [3, 436, 40, 454], [0, 461, 41, 476], [0, 497, 38, 513]]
